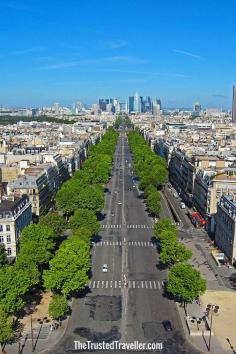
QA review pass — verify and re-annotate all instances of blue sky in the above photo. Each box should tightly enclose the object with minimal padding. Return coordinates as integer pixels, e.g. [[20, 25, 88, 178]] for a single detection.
[[0, 0, 236, 108]]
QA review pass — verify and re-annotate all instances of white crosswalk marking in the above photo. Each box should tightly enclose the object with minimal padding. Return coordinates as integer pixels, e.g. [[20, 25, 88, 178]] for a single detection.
[[88, 279, 162, 290]]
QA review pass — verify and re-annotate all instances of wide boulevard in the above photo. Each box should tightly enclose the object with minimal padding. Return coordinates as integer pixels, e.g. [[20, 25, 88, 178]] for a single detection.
[[47, 133, 200, 353]]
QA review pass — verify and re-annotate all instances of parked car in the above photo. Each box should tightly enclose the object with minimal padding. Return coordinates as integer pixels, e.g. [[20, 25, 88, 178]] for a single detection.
[[162, 320, 173, 331], [180, 202, 186, 209]]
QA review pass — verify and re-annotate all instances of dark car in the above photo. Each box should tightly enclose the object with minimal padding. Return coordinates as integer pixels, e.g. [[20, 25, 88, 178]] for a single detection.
[[162, 320, 173, 331]]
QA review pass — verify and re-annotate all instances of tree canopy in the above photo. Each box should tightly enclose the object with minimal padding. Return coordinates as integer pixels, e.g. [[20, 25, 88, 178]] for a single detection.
[[154, 218, 177, 239], [19, 224, 55, 268], [49, 294, 69, 320], [0, 265, 37, 314], [40, 212, 67, 240], [159, 241, 192, 267], [0, 244, 7, 267], [128, 131, 168, 191], [69, 209, 100, 236], [167, 262, 206, 304], [43, 237, 90, 296], [0, 307, 13, 346]]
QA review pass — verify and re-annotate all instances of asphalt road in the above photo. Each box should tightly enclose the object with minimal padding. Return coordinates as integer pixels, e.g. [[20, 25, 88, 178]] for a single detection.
[[46, 134, 201, 354]]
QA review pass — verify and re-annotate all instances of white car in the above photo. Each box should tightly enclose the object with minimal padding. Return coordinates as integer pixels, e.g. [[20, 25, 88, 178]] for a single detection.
[[118, 201, 122, 205], [102, 264, 108, 273]]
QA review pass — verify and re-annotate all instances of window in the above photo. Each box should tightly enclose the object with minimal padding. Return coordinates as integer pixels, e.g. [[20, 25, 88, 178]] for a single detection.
[[7, 248, 12, 256], [0, 236, 4, 243], [6, 225, 10, 231], [0, 225, 3, 232], [7, 235, 11, 243]]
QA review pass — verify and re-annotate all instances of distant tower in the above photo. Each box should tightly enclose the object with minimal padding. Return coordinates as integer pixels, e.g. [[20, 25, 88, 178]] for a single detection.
[[232, 85, 236, 124]]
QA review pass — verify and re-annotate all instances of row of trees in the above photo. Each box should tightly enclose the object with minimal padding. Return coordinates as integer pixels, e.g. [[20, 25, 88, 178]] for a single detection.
[[0, 129, 119, 347], [56, 130, 118, 215], [114, 115, 134, 129], [44, 129, 118, 307], [128, 131, 168, 217], [153, 218, 206, 305], [0, 213, 67, 349]]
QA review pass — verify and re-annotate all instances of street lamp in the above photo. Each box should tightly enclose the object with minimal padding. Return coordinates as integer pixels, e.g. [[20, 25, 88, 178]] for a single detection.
[[206, 303, 219, 351]]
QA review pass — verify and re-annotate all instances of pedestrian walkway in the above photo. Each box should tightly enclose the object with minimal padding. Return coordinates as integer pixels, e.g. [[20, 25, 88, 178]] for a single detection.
[[101, 224, 153, 229], [93, 240, 154, 247], [88, 279, 165, 290]]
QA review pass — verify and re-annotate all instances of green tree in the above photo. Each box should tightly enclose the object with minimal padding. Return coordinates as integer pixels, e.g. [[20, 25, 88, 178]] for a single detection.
[[43, 237, 90, 296], [49, 294, 69, 320], [146, 190, 161, 216], [0, 307, 13, 351], [40, 212, 67, 240], [0, 265, 37, 314], [55, 180, 81, 214], [73, 227, 93, 242], [159, 229, 177, 246], [154, 218, 177, 239], [15, 257, 40, 286], [143, 185, 156, 199], [19, 224, 55, 269], [69, 209, 100, 236], [0, 244, 7, 267], [160, 241, 192, 267], [167, 263, 206, 305], [77, 185, 104, 213]]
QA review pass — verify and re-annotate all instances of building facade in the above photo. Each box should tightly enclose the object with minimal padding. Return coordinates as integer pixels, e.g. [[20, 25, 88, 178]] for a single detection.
[[0, 195, 32, 258], [215, 195, 236, 264]]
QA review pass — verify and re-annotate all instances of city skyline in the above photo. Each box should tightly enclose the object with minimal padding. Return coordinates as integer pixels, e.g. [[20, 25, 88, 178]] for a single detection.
[[0, 0, 236, 108]]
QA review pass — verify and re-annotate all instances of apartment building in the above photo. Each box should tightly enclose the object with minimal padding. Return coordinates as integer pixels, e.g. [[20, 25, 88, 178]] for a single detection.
[[0, 195, 32, 258], [215, 195, 236, 265], [8, 167, 53, 217]]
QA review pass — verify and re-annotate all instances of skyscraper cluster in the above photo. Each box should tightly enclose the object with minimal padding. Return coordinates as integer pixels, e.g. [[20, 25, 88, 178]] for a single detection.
[[98, 93, 162, 115]]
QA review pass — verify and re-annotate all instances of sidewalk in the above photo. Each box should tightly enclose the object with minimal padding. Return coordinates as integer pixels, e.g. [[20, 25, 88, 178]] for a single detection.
[[4, 297, 73, 354], [181, 238, 235, 291], [176, 290, 236, 354]]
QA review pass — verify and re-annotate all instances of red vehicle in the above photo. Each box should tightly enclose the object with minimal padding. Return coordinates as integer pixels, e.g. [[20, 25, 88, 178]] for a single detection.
[[189, 211, 206, 228]]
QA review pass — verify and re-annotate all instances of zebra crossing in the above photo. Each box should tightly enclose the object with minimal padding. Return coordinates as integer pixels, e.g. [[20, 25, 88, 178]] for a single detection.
[[88, 280, 165, 290], [93, 241, 154, 247], [101, 224, 153, 229]]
